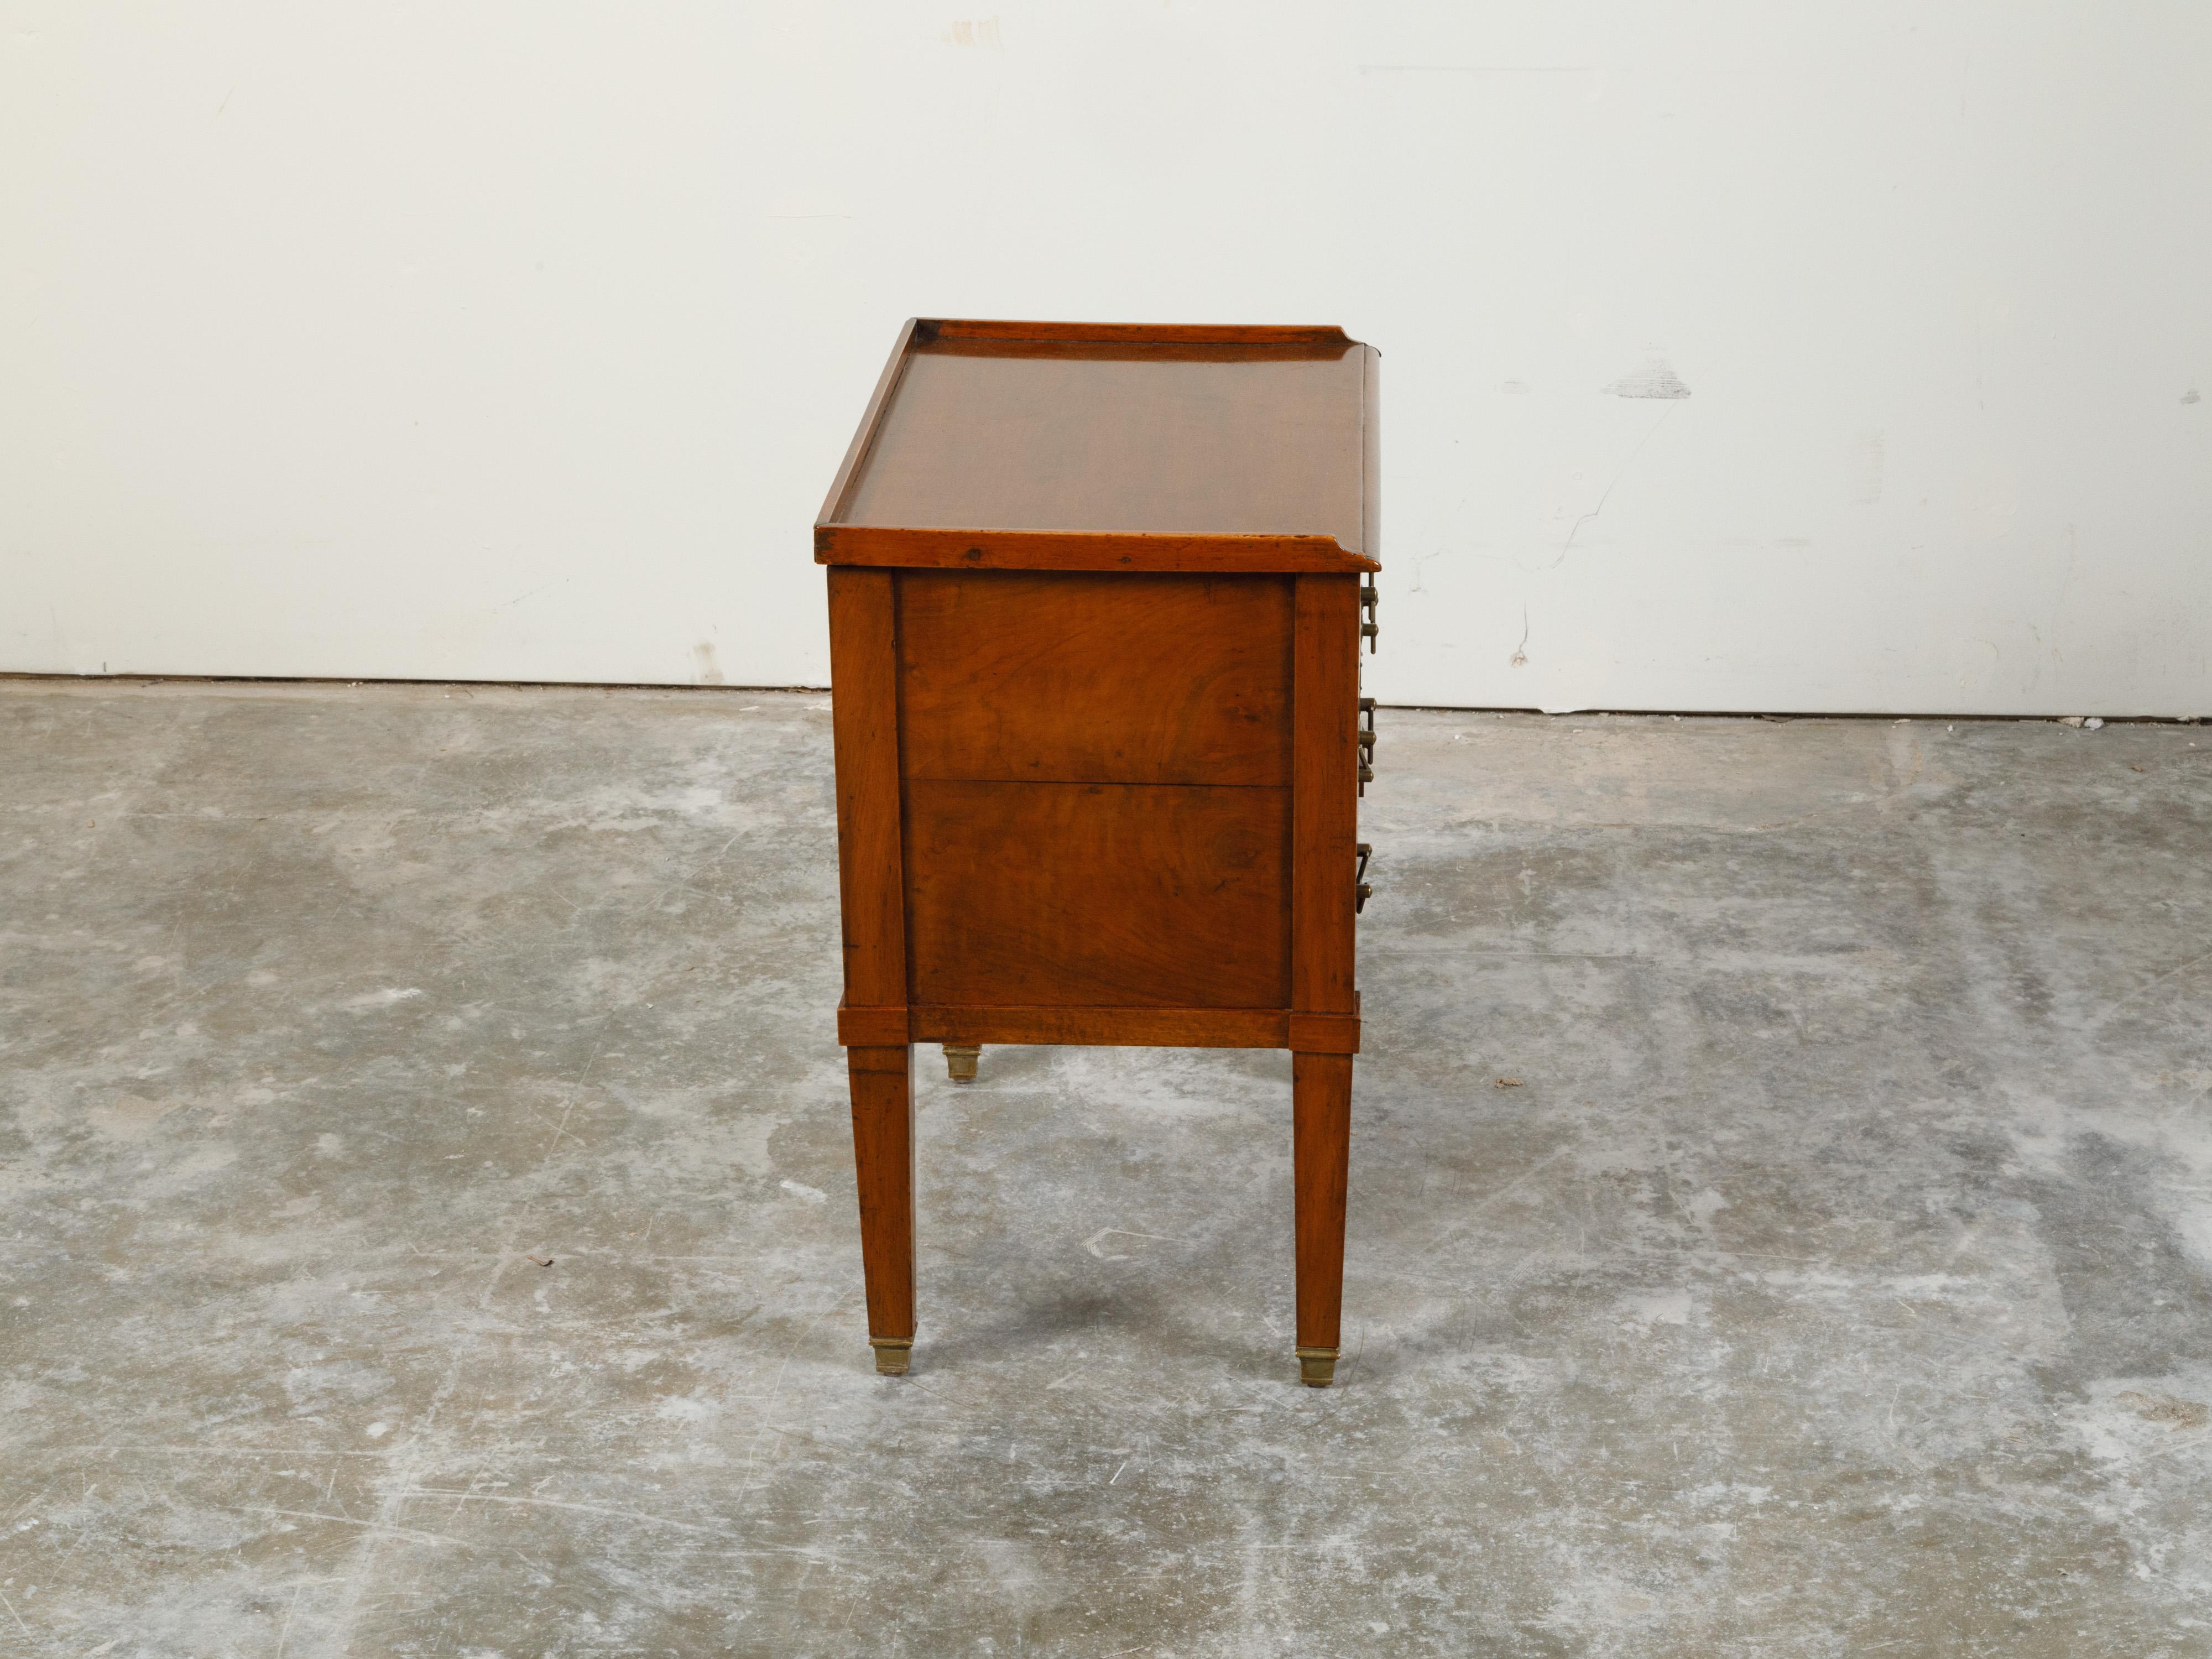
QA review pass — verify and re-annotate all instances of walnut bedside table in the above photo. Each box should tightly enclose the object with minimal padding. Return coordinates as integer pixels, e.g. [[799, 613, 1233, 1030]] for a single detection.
[[817, 319, 1379, 1386]]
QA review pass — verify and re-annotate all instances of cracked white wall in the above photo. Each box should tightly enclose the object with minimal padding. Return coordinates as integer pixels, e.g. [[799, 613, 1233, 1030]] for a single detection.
[[3, 2, 2206, 713]]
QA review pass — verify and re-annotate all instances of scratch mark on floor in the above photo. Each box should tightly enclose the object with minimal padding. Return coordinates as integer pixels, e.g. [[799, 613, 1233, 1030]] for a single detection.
[[1413, 1143, 1580, 1261], [738, 1308, 832, 1498], [2, 1483, 53, 1524], [258, 1504, 467, 1551], [307, 1454, 416, 1658], [402, 1489, 837, 1557], [51, 1446, 395, 1459], [534, 1108, 584, 1152], [275, 1584, 304, 1658], [2086, 946, 2212, 1032]]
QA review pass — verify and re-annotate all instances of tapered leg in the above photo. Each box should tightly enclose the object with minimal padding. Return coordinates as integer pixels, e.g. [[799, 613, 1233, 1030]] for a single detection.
[[848, 1044, 916, 1374], [1292, 1051, 1352, 1386], [942, 1044, 980, 1084]]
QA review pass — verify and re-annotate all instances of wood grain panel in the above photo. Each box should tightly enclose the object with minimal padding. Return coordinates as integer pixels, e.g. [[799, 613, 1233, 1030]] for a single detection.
[[827, 567, 907, 1010], [1287, 1008, 1360, 1054], [836, 1003, 909, 1046], [921, 320, 1354, 347], [816, 318, 919, 527], [1291, 575, 1359, 1016], [816, 527, 1375, 573], [905, 781, 1289, 1008], [836, 348, 1368, 545], [899, 571, 1291, 786], [912, 1005, 1287, 1048]]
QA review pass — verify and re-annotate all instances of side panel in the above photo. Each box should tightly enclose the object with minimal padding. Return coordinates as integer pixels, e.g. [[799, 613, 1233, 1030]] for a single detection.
[[905, 780, 1290, 1008], [899, 571, 1293, 786]]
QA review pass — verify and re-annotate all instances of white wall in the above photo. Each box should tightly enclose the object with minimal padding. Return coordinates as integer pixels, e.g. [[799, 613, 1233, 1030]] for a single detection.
[[5, 2, 2207, 714]]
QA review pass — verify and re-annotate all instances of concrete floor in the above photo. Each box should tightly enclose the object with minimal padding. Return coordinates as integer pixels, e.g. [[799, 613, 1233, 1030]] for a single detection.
[[3, 681, 2210, 1657]]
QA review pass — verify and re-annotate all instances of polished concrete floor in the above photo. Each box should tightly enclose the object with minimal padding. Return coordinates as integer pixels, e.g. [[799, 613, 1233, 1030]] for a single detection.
[[3, 680, 2210, 1657]]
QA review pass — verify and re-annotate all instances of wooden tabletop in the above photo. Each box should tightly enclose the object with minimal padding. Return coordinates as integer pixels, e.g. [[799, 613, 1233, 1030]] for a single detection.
[[816, 321, 1379, 573]]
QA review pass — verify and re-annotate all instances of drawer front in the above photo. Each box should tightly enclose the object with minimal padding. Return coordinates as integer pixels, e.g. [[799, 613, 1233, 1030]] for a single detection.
[[898, 571, 1292, 786]]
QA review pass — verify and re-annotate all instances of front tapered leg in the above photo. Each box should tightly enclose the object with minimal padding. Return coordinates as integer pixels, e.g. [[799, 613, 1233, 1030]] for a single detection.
[[1292, 1052, 1352, 1386], [847, 1045, 915, 1374]]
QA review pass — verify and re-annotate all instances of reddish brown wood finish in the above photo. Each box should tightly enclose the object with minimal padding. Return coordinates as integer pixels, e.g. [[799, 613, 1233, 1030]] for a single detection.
[[921, 320, 1355, 346], [1287, 1007, 1361, 1055], [831, 349, 1366, 545], [904, 780, 1290, 1008], [1293, 1052, 1353, 1355], [912, 1005, 1290, 1048], [817, 317, 1381, 572], [822, 320, 1374, 1383], [1291, 575, 1360, 1019], [816, 319, 921, 530], [848, 1045, 916, 1344], [899, 572, 1292, 786], [836, 1003, 909, 1046], [826, 567, 906, 1010], [816, 527, 1374, 575]]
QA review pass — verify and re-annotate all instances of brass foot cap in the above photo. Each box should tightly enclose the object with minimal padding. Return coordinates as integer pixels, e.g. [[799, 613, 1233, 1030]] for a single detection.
[[1296, 1346, 1339, 1388], [870, 1338, 914, 1376], [943, 1044, 980, 1084]]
